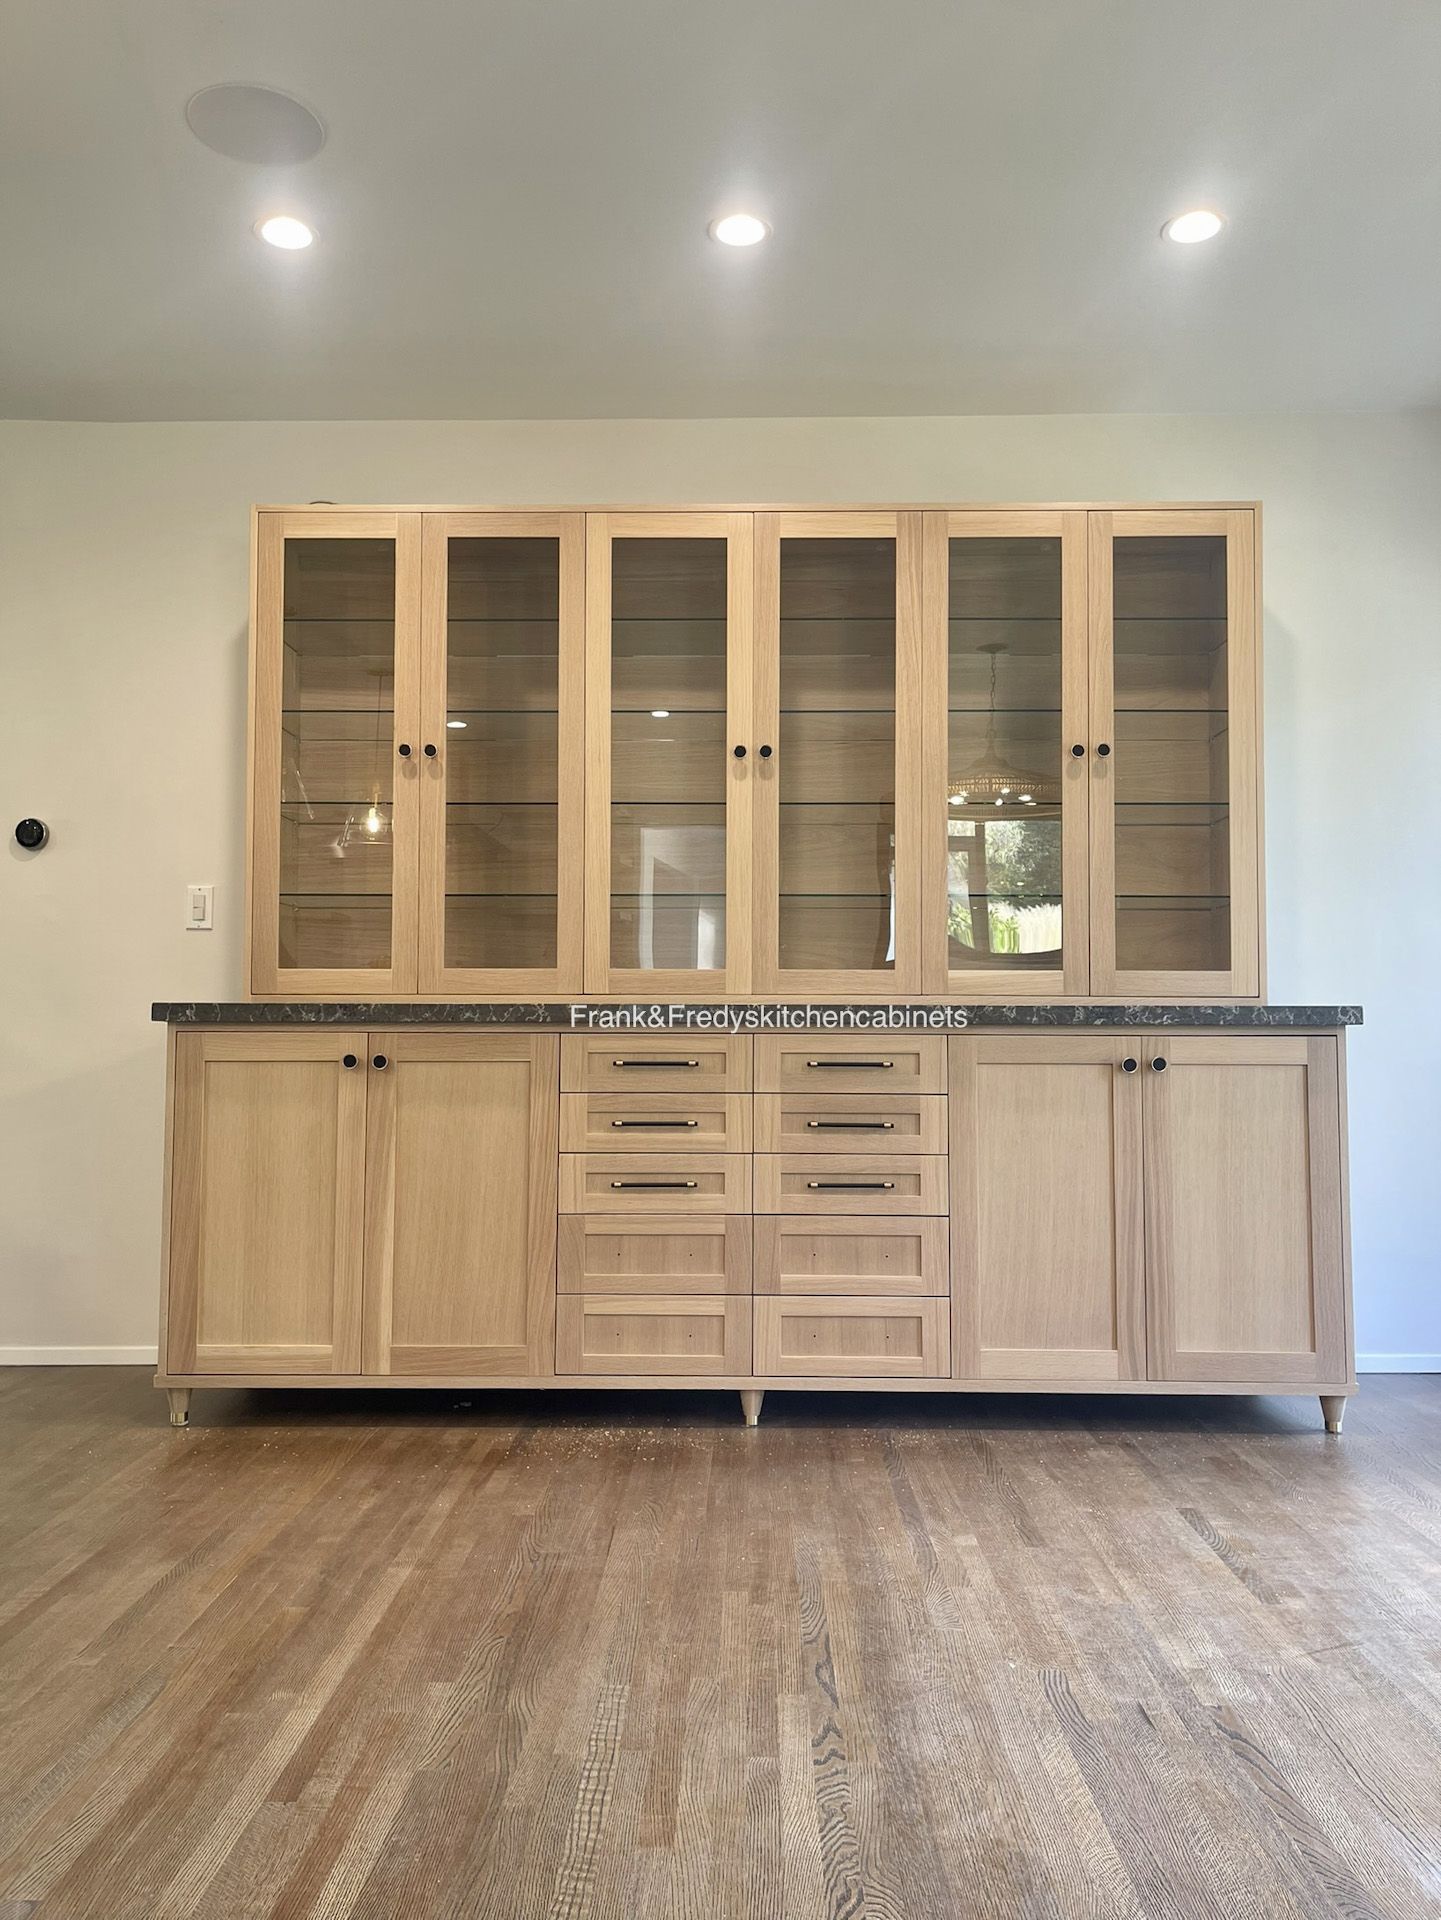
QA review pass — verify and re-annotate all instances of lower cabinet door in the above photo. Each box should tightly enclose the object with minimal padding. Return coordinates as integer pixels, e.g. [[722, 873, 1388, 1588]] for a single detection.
[[167, 1031, 367, 1375], [362, 1033, 558, 1376], [557, 1295, 752, 1375], [948, 1036, 1145, 1382], [1144, 1036, 1347, 1383], [559, 1217, 751, 1294], [754, 1216, 948, 1295], [753, 1297, 949, 1378]]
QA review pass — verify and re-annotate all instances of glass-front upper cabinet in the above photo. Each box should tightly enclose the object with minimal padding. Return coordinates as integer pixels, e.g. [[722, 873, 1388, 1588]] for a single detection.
[[584, 514, 753, 993], [752, 514, 924, 994], [925, 511, 1089, 995], [418, 515, 584, 992], [251, 511, 422, 994], [1088, 510, 1260, 997]]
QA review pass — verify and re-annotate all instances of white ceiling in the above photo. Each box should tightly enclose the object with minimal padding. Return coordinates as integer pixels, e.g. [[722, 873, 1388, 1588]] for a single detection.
[[2, 0, 1438, 420]]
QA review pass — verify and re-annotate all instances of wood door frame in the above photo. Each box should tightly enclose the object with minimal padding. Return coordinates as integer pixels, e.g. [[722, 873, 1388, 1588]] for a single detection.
[[416, 512, 585, 994], [248, 509, 423, 995], [752, 511, 925, 996], [1088, 508, 1261, 1000], [166, 1028, 368, 1373], [362, 1031, 559, 1376], [922, 509, 1090, 996], [583, 511, 754, 995], [948, 1033, 1145, 1382], [1142, 1034, 1347, 1383]]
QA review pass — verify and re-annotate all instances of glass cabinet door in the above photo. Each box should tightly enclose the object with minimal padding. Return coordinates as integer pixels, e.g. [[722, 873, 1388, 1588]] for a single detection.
[[929, 512, 1089, 994], [251, 511, 421, 993], [1088, 510, 1260, 996], [585, 513, 753, 993], [753, 513, 923, 994], [418, 515, 584, 991]]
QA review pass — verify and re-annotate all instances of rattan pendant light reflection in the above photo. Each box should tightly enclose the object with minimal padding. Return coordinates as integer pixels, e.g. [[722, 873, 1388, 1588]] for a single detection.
[[947, 644, 1061, 812]]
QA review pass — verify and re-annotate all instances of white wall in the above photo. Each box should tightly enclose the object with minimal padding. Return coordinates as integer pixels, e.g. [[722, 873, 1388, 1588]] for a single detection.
[[2, 412, 1438, 1366]]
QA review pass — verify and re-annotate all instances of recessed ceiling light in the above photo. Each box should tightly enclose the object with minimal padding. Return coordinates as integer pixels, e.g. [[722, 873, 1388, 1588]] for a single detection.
[[708, 213, 769, 247], [1162, 209, 1225, 245], [446, 718, 467, 729], [255, 215, 315, 250]]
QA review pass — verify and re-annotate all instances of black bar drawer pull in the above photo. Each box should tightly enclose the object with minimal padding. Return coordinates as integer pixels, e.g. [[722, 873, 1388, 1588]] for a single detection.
[[613, 1058, 699, 1069], [609, 1119, 699, 1129], [806, 1059, 893, 1070], [806, 1180, 895, 1190], [610, 1180, 699, 1189], [805, 1119, 895, 1130]]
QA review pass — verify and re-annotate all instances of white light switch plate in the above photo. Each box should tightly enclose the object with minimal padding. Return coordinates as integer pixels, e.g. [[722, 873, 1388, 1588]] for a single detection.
[[186, 883, 214, 930]]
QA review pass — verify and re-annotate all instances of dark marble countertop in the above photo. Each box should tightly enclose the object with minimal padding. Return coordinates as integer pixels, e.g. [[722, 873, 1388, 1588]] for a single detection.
[[152, 1002, 1362, 1029]]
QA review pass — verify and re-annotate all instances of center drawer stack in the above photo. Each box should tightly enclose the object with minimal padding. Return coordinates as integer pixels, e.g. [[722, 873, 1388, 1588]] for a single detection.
[[556, 1033, 951, 1381]]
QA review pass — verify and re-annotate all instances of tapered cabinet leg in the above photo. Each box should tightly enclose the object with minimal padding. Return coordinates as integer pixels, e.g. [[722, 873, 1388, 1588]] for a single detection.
[[1320, 1394, 1347, 1435], [166, 1388, 193, 1429], [739, 1390, 764, 1428]]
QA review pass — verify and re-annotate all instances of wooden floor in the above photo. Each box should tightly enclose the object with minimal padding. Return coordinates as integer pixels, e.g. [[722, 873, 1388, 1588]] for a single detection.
[[2, 1374, 1440, 1920]]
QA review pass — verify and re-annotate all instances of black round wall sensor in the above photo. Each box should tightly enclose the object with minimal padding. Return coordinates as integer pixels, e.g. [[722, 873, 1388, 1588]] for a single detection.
[[15, 818, 49, 850]]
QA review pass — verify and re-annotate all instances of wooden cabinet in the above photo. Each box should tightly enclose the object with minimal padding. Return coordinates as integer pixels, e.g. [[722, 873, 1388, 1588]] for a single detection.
[[362, 1033, 558, 1376], [1143, 1036, 1346, 1384], [753, 1297, 949, 1378], [166, 1031, 367, 1374], [248, 503, 1263, 1001], [949, 1035, 1144, 1381], [557, 1295, 752, 1375], [165, 1030, 557, 1380]]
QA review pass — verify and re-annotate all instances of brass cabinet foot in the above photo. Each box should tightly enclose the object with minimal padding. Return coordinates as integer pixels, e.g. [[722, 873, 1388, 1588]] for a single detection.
[[167, 1388, 192, 1429], [1320, 1394, 1346, 1435], [740, 1390, 764, 1428]]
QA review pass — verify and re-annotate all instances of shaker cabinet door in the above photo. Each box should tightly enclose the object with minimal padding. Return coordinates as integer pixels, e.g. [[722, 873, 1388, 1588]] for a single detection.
[[362, 1033, 558, 1376]]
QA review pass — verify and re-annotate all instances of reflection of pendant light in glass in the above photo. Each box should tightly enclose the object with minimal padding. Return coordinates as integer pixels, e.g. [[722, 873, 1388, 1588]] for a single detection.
[[335, 664, 393, 854], [947, 644, 1061, 811]]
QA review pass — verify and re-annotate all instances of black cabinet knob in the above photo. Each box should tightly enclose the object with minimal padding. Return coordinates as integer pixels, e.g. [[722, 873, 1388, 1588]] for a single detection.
[[1096, 742, 1112, 757], [758, 744, 773, 758], [733, 744, 747, 758], [423, 743, 437, 758], [1151, 1056, 1168, 1073], [397, 743, 412, 758], [14, 818, 48, 850], [342, 1053, 358, 1069], [1070, 743, 1085, 758], [372, 1053, 389, 1070], [1121, 1057, 1138, 1073]]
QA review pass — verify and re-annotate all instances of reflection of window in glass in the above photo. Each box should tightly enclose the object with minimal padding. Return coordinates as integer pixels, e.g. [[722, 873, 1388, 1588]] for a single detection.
[[947, 817, 1062, 964], [635, 823, 725, 971]]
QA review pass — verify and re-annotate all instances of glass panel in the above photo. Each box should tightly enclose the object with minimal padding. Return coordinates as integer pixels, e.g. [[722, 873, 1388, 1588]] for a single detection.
[[946, 538, 1063, 973], [1112, 535, 1230, 972], [444, 538, 560, 969], [610, 539, 729, 971], [778, 539, 896, 972], [279, 538, 395, 970]]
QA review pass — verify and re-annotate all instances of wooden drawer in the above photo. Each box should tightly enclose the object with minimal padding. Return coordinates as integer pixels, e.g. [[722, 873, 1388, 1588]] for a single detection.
[[754, 1034, 946, 1094], [557, 1295, 751, 1375], [558, 1216, 751, 1294], [754, 1216, 948, 1296], [755, 1093, 945, 1154], [561, 1092, 749, 1153], [753, 1296, 949, 1378], [559, 1153, 751, 1214], [562, 1035, 751, 1093], [753, 1155, 948, 1216]]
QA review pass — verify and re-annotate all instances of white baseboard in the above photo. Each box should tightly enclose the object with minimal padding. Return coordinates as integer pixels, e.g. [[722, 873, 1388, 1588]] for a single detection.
[[0, 1346, 159, 1365], [1357, 1354, 1441, 1373]]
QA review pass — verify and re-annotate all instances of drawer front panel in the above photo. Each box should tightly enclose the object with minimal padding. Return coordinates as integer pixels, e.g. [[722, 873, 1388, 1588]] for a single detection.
[[557, 1295, 751, 1375], [754, 1093, 945, 1155], [755, 1035, 946, 1095], [562, 1036, 752, 1093], [753, 1155, 948, 1216], [753, 1296, 949, 1377], [561, 1092, 749, 1153], [558, 1216, 751, 1294], [754, 1216, 948, 1296], [559, 1153, 751, 1214]]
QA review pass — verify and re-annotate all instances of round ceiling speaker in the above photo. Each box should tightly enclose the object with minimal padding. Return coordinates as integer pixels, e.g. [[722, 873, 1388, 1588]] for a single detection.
[[185, 84, 325, 165]]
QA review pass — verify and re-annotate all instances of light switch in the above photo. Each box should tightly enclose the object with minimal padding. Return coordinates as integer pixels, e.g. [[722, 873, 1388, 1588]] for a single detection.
[[186, 883, 214, 930]]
